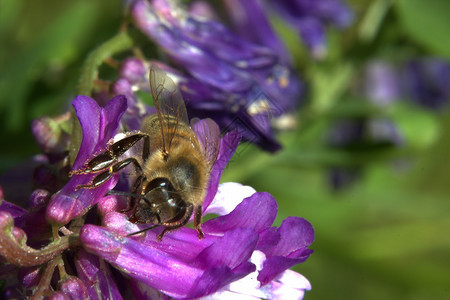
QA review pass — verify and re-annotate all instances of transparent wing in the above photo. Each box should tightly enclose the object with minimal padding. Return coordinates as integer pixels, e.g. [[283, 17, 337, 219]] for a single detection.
[[149, 64, 190, 152], [192, 118, 221, 168]]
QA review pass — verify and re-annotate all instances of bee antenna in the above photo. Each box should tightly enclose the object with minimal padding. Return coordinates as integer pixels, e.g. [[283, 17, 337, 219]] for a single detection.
[[126, 224, 160, 237]]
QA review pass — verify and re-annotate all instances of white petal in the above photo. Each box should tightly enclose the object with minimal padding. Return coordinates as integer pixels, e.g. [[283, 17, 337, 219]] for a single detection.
[[205, 182, 256, 216], [275, 270, 311, 291]]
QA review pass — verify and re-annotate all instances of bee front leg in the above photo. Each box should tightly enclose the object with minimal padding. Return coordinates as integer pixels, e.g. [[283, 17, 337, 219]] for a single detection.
[[157, 205, 194, 241], [75, 157, 143, 190], [70, 133, 149, 176], [121, 174, 147, 213]]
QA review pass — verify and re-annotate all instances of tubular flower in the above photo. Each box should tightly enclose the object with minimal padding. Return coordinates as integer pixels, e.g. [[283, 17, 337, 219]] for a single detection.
[[403, 58, 450, 111], [0, 95, 314, 299], [129, 0, 305, 152], [269, 0, 354, 59]]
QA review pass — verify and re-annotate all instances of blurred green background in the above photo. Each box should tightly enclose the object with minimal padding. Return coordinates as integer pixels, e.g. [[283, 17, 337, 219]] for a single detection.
[[1, 0, 449, 299]]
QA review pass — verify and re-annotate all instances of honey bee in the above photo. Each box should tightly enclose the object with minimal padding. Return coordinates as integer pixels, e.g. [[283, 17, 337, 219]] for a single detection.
[[70, 64, 220, 240]]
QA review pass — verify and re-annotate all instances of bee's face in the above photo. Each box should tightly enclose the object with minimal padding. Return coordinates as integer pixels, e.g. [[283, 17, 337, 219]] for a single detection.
[[133, 177, 186, 225], [134, 144, 208, 225]]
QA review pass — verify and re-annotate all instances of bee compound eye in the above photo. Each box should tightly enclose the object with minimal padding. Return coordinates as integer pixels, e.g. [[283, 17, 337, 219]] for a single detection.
[[143, 177, 174, 194]]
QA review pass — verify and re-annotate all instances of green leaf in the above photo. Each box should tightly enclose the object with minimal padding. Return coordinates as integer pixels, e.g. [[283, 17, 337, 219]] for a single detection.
[[389, 102, 440, 150], [0, 1, 104, 130], [396, 0, 450, 58]]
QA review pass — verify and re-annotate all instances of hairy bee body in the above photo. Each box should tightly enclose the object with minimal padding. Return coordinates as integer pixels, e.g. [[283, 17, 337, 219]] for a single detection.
[[70, 65, 220, 240], [132, 114, 210, 225]]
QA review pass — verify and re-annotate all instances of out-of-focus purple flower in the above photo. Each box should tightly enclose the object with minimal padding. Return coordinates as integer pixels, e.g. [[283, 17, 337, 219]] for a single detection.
[[32, 112, 72, 155], [326, 118, 403, 190], [359, 58, 450, 111], [129, 0, 305, 151], [270, 0, 354, 59], [403, 58, 450, 111], [224, 0, 292, 65], [363, 61, 402, 106]]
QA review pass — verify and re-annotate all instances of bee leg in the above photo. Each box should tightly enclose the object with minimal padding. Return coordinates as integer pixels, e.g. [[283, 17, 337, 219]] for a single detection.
[[75, 158, 142, 190], [70, 133, 149, 176], [122, 174, 147, 213], [157, 205, 194, 241], [193, 205, 204, 239], [75, 170, 113, 190]]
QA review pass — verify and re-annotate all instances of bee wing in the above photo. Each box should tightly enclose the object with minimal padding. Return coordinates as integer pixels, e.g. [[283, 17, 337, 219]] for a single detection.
[[192, 118, 221, 168], [149, 64, 190, 152]]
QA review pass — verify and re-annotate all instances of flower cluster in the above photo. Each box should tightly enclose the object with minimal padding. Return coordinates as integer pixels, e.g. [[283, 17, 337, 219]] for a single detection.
[[268, 0, 354, 59], [326, 58, 450, 189], [0, 94, 314, 299], [126, 0, 303, 152]]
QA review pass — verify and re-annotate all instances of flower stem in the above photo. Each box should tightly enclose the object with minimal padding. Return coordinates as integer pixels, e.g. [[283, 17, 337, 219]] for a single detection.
[[77, 30, 134, 96], [69, 30, 134, 165], [30, 258, 58, 300]]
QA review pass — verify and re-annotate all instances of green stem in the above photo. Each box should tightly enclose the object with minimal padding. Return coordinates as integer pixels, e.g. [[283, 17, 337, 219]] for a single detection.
[[69, 31, 134, 165], [77, 31, 134, 96]]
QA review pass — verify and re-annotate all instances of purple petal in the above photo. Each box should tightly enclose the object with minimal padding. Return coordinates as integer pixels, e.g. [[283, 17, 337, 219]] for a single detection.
[[311, 0, 354, 28], [257, 254, 312, 287], [368, 118, 403, 146], [96, 195, 128, 217], [29, 189, 51, 209], [75, 249, 123, 300], [46, 95, 127, 224], [189, 1, 218, 20], [203, 130, 241, 210], [296, 17, 326, 59], [18, 266, 41, 288], [102, 212, 215, 262], [403, 58, 450, 111], [131, 0, 255, 93], [31, 112, 72, 154], [81, 224, 209, 299], [120, 58, 147, 84], [181, 17, 276, 70], [80, 225, 256, 298], [257, 217, 314, 285], [364, 61, 401, 106], [72, 95, 127, 169], [187, 263, 255, 299], [57, 276, 88, 300], [263, 217, 314, 257], [202, 192, 277, 235], [193, 228, 258, 269], [0, 186, 27, 219], [224, 0, 291, 65]]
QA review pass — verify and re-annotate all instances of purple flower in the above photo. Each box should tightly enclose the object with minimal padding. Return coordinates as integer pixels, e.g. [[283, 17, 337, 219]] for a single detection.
[[403, 58, 450, 111], [359, 58, 450, 111], [81, 183, 313, 299], [46, 95, 127, 225], [0, 94, 314, 299], [326, 118, 403, 190], [129, 0, 305, 151], [270, 0, 354, 58], [362, 61, 402, 106]]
